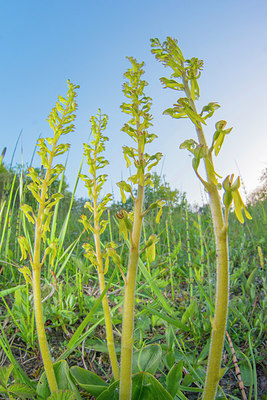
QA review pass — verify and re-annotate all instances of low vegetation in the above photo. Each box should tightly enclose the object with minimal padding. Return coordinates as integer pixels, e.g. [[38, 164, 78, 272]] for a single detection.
[[0, 37, 266, 400]]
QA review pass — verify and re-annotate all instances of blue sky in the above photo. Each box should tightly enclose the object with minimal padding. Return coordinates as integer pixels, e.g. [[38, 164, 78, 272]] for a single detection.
[[1, 0, 267, 205]]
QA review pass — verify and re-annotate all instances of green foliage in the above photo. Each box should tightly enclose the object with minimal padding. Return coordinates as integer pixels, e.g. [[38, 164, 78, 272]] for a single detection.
[[151, 36, 250, 226], [166, 360, 183, 397], [119, 57, 166, 399], [223, 174, 252, 223], [79, 110, 115, 264], [0, 364, 36, 399], [151, 35, 262, 400], [118, 57, 162, 202], [132, 344, 162, 375], [0, 39, 265, 400], [96, 372, 174, 400], [37, 360, 82, 400], [70, 366, 108, 396], [19, 80, 79, 263], [47, 390, 77, 400], [17, 80, 79, 394], [117, 58, 164, 254], [79, 109, 120, 381]]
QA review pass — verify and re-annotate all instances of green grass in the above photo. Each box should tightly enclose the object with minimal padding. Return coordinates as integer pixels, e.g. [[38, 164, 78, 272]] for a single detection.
[[0, 161, 266, 399]]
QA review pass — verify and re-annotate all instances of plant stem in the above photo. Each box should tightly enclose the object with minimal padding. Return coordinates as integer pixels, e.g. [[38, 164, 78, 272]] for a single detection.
[[98, 269, 120, 380], [166, 220, 174, 300], [197, 212, 204, 278], [120, 183, 144, 400], [89, 117, 120, 381], [31, 143, 58, 393], [182, 73, 229, 400], [185, 200, 193, 297], [93, 202, 120, 381], [32, 268, 58, 392], [19, 83, 77, 394], [118, 58, 157, 399], [202, 187, 229, 399]]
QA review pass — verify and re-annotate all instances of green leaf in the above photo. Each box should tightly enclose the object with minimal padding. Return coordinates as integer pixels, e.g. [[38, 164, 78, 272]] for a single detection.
[[166, 349, 176, 369], [181, 300, 197, 324], [48, 390, 76, 400], [96, 380, 119, 400], [70, 366, 108, 396], [0, 386, 6, 394], [37, 360, 82, 400], [166, 360, 183, 397], [97, 372, 173, 400], [131, 372, 173, 400], [0, 364, 13, 389], [64, 267, 118, 354], [0, 285, 25, 298], [8, 383, 36, 398], [245, 267, 258, 292], [145, 306, 189, 331], [137, 265, 173, 315], [132, 344, 162, 375], [197, 340, 210, 364], [239, 359, 253, 387]]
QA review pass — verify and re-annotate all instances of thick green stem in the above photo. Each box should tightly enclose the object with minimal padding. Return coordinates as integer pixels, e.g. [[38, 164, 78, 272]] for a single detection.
[[119, 184, 144, 400], [202, 185, 229, 400], [32, 268, 58, 392], [119, 58, 153, 399], [182, 74, 229, 399]]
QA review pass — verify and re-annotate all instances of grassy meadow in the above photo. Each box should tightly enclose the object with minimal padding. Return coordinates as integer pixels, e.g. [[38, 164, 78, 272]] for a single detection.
[[0, 41, 266, 400], [0, 157, 266, 399]]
